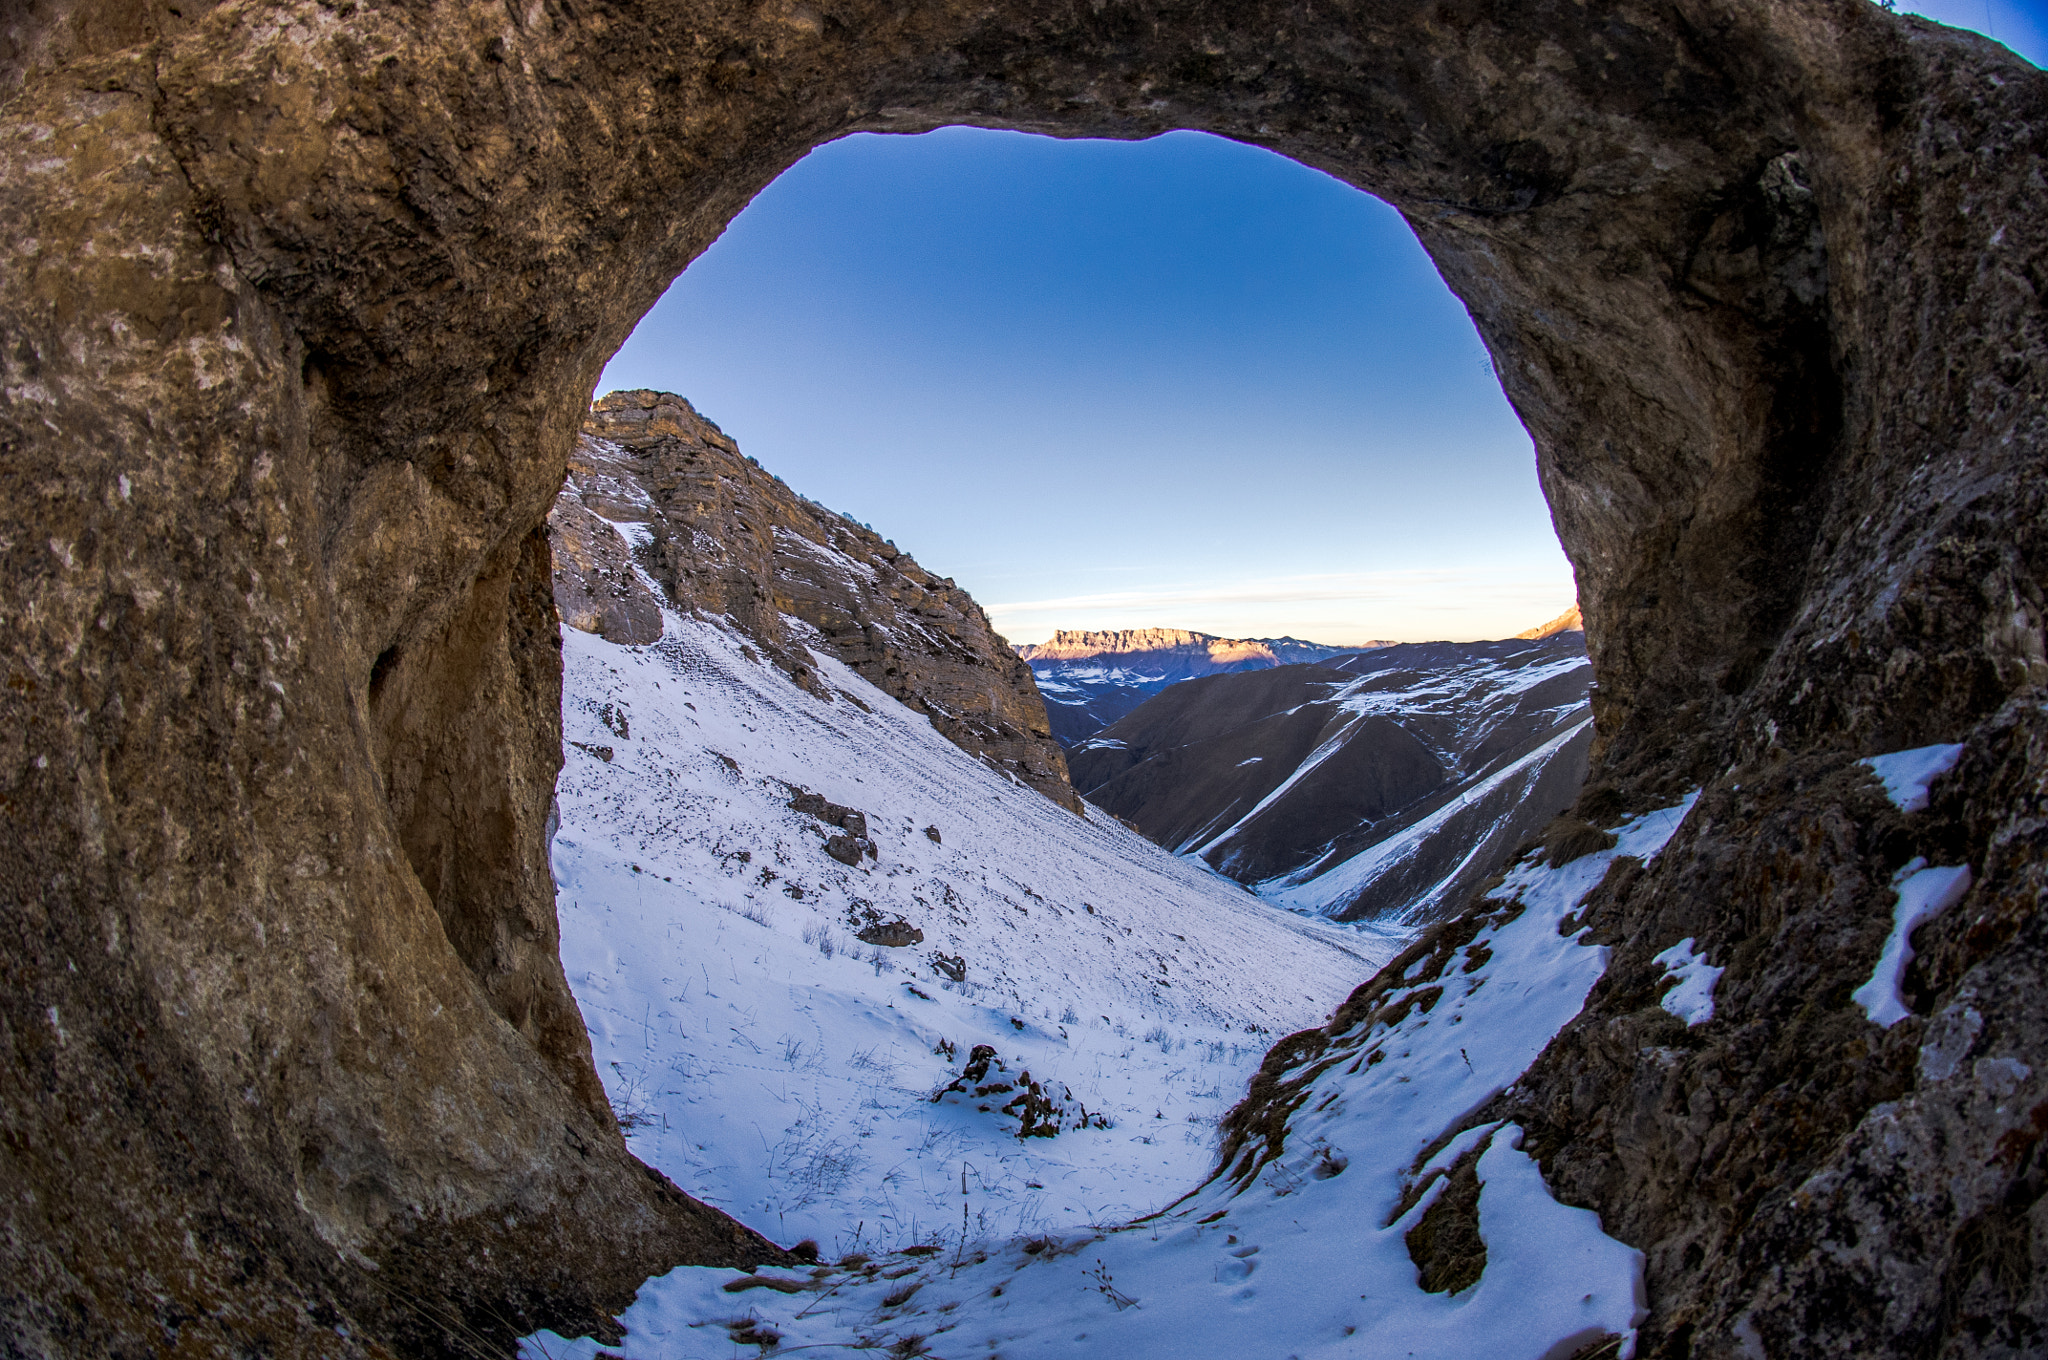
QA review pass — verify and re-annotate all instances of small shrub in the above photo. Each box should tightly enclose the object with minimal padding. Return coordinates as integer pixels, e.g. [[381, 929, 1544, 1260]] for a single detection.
[[1544, 816, 1618, 867], [1089, 1258, 1138, 1311], [1406, 1155, 1487, 1294]]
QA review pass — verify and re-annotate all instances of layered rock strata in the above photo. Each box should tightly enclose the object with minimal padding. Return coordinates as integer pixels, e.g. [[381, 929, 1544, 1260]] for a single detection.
[[1015, 628, 1362, 671], [1, 0, 2044, 1355], [558, 391, 1077, 810]]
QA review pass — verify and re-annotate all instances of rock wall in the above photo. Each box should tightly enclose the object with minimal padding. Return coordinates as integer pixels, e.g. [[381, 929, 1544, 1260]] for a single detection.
[[558, 391, 1078, 809], [0, 0, 2043, 1354]]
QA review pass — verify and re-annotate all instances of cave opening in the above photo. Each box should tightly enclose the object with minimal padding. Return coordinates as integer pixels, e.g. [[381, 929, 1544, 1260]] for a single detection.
[[537, 124, 1610, 1292], [594, 126, 1578, 651], [9, 1, 2042, 1354]]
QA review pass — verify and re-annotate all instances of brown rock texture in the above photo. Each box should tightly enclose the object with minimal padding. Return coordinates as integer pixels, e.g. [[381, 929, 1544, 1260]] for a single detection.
[[0, 0, 2042, 1356], [549, 451, 665, 646], [571, 390, 1077, 809]]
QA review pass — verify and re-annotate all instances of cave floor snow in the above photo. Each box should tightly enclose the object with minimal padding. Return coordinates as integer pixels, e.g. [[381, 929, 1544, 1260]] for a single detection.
[[527, 608, 1689, 1360]]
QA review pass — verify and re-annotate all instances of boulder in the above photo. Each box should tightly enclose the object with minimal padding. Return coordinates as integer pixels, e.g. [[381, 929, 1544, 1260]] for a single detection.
[[856, 919, 925, 948]]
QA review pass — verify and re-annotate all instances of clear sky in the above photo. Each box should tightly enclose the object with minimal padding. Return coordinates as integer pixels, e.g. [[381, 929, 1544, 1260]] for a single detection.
[[599, 3, 2040, 648]]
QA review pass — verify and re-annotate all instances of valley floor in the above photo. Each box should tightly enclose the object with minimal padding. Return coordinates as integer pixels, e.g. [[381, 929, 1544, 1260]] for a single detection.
[[524, 603, 1694, 1360], [544, 611, 1397, 1258]]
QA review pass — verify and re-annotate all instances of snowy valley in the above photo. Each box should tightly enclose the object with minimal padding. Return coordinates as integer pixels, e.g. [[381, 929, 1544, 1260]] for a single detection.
[[525, 393, 1662, 1359], [546, 608, 1397, 1262], [529, 590, 1697, 1356], [1071, 635, 1593, 924]]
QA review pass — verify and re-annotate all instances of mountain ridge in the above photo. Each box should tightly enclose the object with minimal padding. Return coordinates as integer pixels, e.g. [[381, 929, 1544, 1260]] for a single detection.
[[1070, 632, 1593, 921], [552, 390, 1080, 811], [1514, 603, 1584, 640], [1015, 627, 1374, 667], [1016, 627, 1373, 748]]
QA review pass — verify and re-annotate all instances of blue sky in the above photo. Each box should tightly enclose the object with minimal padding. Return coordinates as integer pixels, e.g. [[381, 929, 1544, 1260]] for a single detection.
[[600, 3, 2040, 647]]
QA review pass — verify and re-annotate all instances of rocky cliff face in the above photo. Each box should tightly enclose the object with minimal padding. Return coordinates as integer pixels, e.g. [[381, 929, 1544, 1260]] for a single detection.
[[2, 0, 2044, 1356], [1018, 627, 1372, 746], [555, 391, 1077, 811]]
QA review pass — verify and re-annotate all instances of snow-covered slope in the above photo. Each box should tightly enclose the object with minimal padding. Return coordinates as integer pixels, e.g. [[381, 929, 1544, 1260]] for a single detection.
[[547, 606, 1397, 1259], [1072, 636, 1593, 923], [527, 790, 1698, 1360]]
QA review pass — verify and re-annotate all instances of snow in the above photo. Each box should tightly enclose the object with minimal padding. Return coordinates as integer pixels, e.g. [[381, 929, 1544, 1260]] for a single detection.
[[526, 752, 1700, 1360], [1651, 938, 1722, 1027], [1261, 715, 1595, 915], [1189, 719, 1358, 859], [1193, 644, 1596, 921], [549, 603, 1395, 1254], [1851, 857, 1974, 1028], [1859, 742, 1965, 813], [1330, 650, 1590, 722]]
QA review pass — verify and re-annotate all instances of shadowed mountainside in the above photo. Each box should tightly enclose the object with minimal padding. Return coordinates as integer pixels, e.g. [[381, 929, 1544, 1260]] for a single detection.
[[1071, 633, 1593, 921]]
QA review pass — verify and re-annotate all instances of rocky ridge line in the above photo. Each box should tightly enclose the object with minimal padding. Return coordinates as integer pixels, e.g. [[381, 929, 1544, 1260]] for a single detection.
[[1016, 627, 1373, 667], [1514, 604, 1584, 640], [552, 390, 1079, 812]]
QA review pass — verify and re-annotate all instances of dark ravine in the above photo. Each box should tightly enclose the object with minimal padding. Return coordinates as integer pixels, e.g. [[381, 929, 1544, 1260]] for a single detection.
[[2, 2, 2044, 1357], [553, 391, 1078, 810]]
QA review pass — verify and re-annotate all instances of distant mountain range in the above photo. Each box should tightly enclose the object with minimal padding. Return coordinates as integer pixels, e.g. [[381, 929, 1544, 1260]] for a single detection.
[[1066, 629, 1592, 924], [1515, 603, 1584, 639], [1015, 628, 1385, 748]]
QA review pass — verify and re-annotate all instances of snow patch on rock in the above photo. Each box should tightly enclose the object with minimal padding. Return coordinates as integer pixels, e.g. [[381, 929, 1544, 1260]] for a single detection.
[[1852, 858, 1973, 1028], [1859, 742, 1965, 813], [1652, 938, 1723, 1027]]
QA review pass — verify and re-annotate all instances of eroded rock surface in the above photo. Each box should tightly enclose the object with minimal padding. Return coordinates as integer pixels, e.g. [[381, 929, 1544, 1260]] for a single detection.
[[565, 391, 1077, 809], [1, 0, 2043, 1354], [550, 497, 664, 647]]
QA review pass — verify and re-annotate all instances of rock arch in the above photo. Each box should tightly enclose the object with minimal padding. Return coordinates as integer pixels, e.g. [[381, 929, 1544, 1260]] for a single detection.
[[1, 0, 2042, 1353]]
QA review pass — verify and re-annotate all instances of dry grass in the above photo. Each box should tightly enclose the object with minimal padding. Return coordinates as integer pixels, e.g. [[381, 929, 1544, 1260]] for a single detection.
[[1404, 1152, 1487, 1295]]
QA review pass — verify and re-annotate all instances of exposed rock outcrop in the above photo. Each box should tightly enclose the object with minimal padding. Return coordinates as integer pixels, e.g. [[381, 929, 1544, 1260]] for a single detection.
[[1515, 604, 1584, 641], [564, 391, 1077, 810], [550, 493, 665, 646], [1016, 628, 1363, 670], [2, 0, 2044, 1355]]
